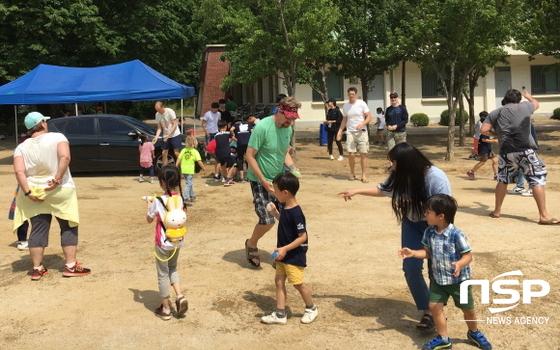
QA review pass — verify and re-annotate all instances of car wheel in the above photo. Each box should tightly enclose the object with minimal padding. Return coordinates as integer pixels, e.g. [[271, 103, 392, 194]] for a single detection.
[[155, 153, 176, 171]]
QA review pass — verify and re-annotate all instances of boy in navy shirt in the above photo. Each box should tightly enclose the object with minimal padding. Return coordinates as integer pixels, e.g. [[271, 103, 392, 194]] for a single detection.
[[231, 116, 253, 182], [261, 172, 318, 325], [466, 111, 499, 181], [214, 120, 235, 186]]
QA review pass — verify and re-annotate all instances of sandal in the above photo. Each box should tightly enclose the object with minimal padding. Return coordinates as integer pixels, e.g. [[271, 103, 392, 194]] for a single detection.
[[489, 212, 499, 218], [416, 314, 435, 332], [348, 175, 356, 181], [245, 239, 260, 267], [361, 178, 369, 183]]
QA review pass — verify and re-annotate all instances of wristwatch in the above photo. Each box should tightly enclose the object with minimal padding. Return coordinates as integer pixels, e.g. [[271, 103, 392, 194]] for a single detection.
[[24, 190, 32, 196]]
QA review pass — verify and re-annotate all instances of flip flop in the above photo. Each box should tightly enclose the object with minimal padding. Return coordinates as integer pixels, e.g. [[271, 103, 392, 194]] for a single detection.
[[489, 212, 499, 218], [361, 178, 369, 183], [245, 239, 260, 267], [538, 218, 560, 225], [348, 175, 356, 181]]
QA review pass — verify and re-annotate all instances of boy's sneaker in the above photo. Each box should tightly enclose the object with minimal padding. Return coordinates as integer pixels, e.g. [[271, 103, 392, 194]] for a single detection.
[[466, 170, 476, 180], [155, 305, 172, 321], [521, 188, 533, 197], [62, 261, 91, 277], [138, 177, 146, 182], [224, 180, 235, 187], [149, 180, 157, 184], [301, 307, 319, 324], [469, 154, 478, 160], [507, 186, 524, 195], [31, 266, 48, 281], [17, 241, 29, 251], [175, 296, 189, 317], [422, 335, 452, 350], [261, 312, 287, 325], [213, 174, 220, 180], [467, 330, 492, 349]]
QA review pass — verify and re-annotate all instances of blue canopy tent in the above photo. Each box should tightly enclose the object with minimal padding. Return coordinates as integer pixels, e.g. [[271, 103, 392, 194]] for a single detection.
[[0, 60, 196, 141]]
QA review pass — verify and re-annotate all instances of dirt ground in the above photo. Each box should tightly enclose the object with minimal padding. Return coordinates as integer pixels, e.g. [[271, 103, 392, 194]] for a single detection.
[[0, 122, 559, 350]]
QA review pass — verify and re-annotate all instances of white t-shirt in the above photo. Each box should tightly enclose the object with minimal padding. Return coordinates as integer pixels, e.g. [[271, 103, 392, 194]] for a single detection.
[[342, 100, 370, 132], [147, 194, 185, 250], [14, 132, 74, 188], [376, 113, 385, 130], [155, 108, 180, 138], [201, 110, 221, 134]]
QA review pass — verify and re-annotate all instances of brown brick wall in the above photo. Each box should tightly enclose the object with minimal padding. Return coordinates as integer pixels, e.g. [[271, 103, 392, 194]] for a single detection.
[[199, 47, 229, 115]]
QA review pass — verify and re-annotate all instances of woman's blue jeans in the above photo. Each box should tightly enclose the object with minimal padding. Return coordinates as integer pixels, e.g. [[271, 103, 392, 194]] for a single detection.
[[401, 218, 430, 311]]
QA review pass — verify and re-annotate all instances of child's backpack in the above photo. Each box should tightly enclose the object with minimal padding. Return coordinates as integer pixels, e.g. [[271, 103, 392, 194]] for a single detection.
[[156, 195, 186, 243]]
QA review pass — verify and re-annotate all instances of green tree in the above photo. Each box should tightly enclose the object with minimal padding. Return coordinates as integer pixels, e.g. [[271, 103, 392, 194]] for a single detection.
[[332, 0, 404, 102], [0, 0, 205, 86], [198, 0, 339, 96], [516, 1, 560, 62], [402, 0, 520, 161]]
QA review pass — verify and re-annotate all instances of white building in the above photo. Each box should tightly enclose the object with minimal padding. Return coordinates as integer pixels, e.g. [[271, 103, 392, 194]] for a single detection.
[[227, 47, 560, 127]]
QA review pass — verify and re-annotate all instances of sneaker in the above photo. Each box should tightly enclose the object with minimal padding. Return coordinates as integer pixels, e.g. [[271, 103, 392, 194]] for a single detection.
[[467, 330, 492, 349], [261, 312, 287, 325], [149, 180, 157, 184], [466, 170, 476, 180], [175, 296, 189, 317], [155, 305, 172, 321], [213, 174, 221, 180], [62, 261, 91, 277], [221, 177, 226, 183], [521, 188, 533, 197], [337, 155, 343, 161], [329, 154, 334, 160], [31, 266, 48, 281], [138, 177, 146, 182], [507, 186, 525, 195], [224, 180, 235, 187], [301, 307, 318, 324], [469, 154, 478, 160], [422, 335, 452, 350], [17, 241, 29, 251]]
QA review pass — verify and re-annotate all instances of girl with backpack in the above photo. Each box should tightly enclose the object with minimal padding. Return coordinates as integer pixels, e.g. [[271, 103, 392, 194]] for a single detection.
[[146, 165, 189, 320], [176, 136, 206, 205]]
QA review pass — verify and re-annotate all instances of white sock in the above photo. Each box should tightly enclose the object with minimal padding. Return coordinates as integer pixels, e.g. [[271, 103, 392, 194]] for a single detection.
[[66, 261, 76, 268], [33, 266, 44, 271]]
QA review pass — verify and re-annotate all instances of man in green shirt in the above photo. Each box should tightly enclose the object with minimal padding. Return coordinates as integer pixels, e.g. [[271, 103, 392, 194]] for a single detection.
[[244, 96, 301, 267], [225, 95, 237, 112]]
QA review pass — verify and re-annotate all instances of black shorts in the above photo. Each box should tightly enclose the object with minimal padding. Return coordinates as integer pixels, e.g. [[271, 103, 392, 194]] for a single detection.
[[218, 155, 235, 168], [161, 135, 182, 151]]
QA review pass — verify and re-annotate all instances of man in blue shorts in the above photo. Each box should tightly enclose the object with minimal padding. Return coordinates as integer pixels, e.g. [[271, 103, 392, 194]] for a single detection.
[[153, 101, 182, 166], [481, 89, 559, 224], [244, 96, 301, 267]]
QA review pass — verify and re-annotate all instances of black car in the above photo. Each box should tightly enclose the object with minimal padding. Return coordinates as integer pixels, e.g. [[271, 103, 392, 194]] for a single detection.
[[47, 114, 177, 172]]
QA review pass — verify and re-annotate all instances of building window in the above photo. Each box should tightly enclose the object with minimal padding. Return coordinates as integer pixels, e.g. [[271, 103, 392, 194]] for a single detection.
[[312, 71, 344, 102], [422, 71, 445, 98], [531, 65, 560, 94]]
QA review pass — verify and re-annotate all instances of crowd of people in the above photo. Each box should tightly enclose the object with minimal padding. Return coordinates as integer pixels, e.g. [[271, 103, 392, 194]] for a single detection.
[[11, 88, 557, 350]]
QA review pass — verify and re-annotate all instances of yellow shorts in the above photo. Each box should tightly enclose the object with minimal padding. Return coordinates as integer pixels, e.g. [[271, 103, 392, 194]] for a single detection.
[[275, 262, 305, 285]]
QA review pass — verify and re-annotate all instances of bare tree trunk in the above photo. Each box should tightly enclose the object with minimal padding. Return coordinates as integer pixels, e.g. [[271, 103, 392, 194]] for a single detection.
[[459, 93, 465, 147]]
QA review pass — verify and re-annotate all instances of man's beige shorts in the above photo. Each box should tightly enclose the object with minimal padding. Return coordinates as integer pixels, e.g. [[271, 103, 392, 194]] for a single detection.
[[346, 130, 369, 153]]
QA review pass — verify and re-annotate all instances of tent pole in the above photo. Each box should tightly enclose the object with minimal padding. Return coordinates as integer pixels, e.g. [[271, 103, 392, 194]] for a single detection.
[[14, 105, 18, 144], [180, 99, 184, 134], [75, 103, 78, 116]]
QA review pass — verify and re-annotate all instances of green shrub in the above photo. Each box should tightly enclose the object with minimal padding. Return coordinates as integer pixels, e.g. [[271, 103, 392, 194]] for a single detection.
[[552, 108, 560, 120], [410, 113, 430, 126], [439, 109, 469, 126]]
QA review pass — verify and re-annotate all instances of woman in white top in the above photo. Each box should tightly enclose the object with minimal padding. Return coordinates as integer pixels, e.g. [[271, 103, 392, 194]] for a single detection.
[[14, 112, 90, 280]]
